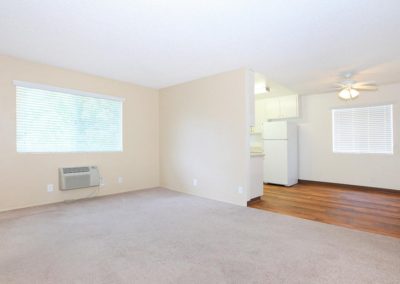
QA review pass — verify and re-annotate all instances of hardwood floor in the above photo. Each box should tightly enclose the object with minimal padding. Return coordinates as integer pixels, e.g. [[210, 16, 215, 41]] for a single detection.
[[250, 182, 400, 238]]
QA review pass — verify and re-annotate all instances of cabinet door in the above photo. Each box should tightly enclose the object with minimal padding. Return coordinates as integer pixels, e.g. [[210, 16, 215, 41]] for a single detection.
[[249, 156, 264, 199], [279, 95, 298, 118], [265, 98, 280, 119]]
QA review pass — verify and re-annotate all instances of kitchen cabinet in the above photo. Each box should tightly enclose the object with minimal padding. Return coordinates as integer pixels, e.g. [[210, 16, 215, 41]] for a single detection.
[[265, 94, 299, 119], [248, 153, 264, 200], [265, 97, 280, 119]]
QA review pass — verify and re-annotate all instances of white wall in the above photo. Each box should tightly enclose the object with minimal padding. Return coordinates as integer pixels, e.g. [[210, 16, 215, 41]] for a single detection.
[[0, 55, 160, 211], [298, 83, 400, 190], [159, 69, 250, 206]]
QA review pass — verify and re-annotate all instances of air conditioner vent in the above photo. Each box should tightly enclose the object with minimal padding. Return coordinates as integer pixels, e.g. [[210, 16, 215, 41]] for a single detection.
[[63, 167, 90, 174]]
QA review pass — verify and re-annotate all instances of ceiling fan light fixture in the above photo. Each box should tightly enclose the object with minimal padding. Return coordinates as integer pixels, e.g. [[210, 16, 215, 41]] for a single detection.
[[338, 87, 359, 100]]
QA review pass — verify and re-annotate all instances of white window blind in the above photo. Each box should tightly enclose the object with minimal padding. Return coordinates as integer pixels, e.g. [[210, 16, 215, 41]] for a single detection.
[[16, 82, 123, 153], [332, 104, 393, 154]]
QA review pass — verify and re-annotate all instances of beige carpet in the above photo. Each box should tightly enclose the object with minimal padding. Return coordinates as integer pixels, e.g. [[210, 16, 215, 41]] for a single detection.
[[0, 188, 399, 284]]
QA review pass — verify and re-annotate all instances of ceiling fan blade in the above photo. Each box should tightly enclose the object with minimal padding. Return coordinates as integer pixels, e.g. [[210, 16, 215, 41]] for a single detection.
[[354, 85, 378, 91], [352, 81, 376, 88], [334, 83, 346, 88], [331, 87, 343, 92]]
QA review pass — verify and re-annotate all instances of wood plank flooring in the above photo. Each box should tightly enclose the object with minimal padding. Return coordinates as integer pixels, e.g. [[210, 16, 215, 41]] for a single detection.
[[250, 182, 400, 238]]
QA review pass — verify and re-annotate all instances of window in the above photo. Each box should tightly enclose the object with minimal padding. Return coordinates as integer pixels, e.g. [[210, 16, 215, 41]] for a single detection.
[[16, 81, 123, 153], [332, 104, 393, 154]]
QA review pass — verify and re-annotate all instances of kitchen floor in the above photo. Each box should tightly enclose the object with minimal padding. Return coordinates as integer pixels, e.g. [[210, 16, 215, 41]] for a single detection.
[[250, 182, 400, 238]]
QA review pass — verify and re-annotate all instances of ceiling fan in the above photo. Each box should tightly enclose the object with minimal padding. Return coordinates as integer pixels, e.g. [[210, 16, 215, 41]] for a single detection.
[[334, 73, 378, 100]]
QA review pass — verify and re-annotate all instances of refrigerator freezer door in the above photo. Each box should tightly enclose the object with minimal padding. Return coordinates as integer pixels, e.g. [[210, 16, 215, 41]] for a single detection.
[[263, 121, 288, 140], [263, 140, 288, 185]]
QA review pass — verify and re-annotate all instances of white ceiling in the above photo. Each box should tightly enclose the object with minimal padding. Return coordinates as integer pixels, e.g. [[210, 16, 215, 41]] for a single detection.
[[1, 0, 399, 94]]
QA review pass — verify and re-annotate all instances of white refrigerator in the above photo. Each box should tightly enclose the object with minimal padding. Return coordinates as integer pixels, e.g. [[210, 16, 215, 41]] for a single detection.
[[263, 121, 298, 186]]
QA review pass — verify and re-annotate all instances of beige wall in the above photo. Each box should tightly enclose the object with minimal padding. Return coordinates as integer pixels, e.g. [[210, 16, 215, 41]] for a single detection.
[[0, 55, 159, 211], [159, 69, 250, 206], [298, 83, 400, 190]]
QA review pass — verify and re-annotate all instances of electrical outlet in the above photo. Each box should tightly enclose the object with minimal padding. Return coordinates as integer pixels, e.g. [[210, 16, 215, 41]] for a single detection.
[[237, 186, 244, 194], [193, 178, 198, 187], [117, 177, 123, 184], [47, 184, 54, 192]]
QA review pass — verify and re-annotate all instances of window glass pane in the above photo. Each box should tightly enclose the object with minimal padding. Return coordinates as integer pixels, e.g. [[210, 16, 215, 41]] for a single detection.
[[332, 105, 393, 154], [16, 86, 123, 152]]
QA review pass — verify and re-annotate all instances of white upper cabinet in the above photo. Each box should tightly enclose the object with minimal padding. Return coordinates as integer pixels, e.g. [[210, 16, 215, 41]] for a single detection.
[[265, 97, 280, 119], [265, 95, 299, 119], [279, 95, 298, 118]]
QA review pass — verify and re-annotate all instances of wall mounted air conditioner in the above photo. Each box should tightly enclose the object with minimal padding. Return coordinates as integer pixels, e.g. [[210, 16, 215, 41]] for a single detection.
[[59, 166, 100, 190]]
